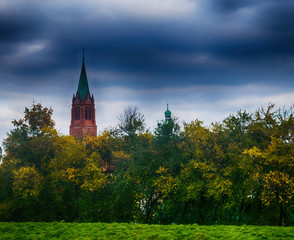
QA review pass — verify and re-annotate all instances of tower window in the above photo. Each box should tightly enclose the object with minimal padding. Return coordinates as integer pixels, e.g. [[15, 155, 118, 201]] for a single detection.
[[89, 108, 91, 120], [75, 107, 80, 120], [85, 107, 88, 119]]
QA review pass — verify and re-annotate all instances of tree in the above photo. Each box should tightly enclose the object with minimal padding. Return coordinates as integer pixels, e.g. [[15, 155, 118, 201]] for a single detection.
[[3, 103, 56, 171], [244, 137, 294, 225], [12, 166, 44, 199], [247, 104, 277, 149], [3, 103, 56, 167], [117, 106, 145, 140], [0, 103, 57, 221], [153, 117, 181, 173], [84, 131, 116, 172], [1, 102, 293, 224], [12, 103, 54, 137]]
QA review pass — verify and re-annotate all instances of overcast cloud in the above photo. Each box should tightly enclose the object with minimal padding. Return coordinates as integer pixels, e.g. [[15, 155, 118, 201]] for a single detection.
[[1, 0, 294, 147]]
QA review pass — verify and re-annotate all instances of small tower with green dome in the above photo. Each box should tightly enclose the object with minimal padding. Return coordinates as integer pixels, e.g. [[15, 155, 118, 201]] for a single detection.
[[164, 102, 171, 124]]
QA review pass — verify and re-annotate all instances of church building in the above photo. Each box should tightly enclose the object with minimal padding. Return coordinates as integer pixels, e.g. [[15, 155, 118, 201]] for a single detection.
[[70, 55, 97, 138]]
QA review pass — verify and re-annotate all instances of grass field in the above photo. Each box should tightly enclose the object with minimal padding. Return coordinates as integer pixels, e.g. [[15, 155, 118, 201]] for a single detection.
[[0, 222, 293, 240]]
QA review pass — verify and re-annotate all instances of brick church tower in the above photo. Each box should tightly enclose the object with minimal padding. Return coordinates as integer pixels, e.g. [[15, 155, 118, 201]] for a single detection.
[[70, 55, 97, 138]]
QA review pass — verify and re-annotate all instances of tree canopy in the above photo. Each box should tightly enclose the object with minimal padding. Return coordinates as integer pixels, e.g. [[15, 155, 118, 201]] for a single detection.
[[0, 103, 293, 225]]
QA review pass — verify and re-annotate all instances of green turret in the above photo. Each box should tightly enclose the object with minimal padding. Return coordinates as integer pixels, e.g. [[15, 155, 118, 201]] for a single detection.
[[164, 104, 171, 123]]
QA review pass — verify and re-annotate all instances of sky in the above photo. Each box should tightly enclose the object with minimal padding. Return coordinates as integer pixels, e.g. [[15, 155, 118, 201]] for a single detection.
[[1, 0, 294, 147]]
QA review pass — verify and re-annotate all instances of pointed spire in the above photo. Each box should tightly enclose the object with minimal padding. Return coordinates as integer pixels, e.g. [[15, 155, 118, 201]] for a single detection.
[[77, 49, 90, 101]]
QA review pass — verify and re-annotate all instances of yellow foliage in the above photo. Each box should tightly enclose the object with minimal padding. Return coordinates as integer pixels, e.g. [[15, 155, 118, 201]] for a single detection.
[[137, 132, 153, 144], [49, 135, 86, 172], [243, 147, 267, 159], [64, 167, 81, 185], [84, 131, 113, 152], [180, 120, 210, 159], [260, 171, 294, 205], [13, 166, 43, 199], [192, 161, 216, 179], [244, 136, 294, 207], [80, 155, 107, 191], [154, 167, 178, 198], [156, 166, 168, 175], [182, 120, 209, 144], [205, 178, 233, 200], [112, 151, 131, 161], [48, 135, 106, 192], [181, 159, 233, 202]]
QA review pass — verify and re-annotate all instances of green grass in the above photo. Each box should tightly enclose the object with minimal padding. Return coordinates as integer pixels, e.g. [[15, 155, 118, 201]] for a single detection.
[[0, 222, 293, 240]]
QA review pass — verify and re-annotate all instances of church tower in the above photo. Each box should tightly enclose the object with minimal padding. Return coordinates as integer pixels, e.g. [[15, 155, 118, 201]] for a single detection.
[[70, 54, 97, 138]]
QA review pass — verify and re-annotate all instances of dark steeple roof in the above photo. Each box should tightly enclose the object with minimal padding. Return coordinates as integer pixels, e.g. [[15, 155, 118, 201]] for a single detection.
[[77, 56, 90, 101]]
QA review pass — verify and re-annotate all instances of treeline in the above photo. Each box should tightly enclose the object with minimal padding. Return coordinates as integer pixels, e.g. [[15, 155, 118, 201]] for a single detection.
[[0, 103, 293, 225]]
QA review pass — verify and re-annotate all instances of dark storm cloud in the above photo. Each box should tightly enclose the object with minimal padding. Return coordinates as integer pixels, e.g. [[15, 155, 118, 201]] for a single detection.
[[0, 10, 43, 43], [213, 0, 257, 13], [228, 2, 294, 58], [2, 0, 294, 146], [191, 1, 294, 63], [1, 0, 294, 92], [258, 2, 294, 54]]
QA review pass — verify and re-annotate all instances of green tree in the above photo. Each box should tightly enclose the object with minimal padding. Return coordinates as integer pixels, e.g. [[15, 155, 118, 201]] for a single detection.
[[244, 138, 294, 225], [3, 103, 56, 170], [153, 117, 182, 174], [1, 102, 293, 225], [0, 147, 2, 162], [12, 103, 54, 137], [0, 103, 57, 221], [117, 106, 145, 140]]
